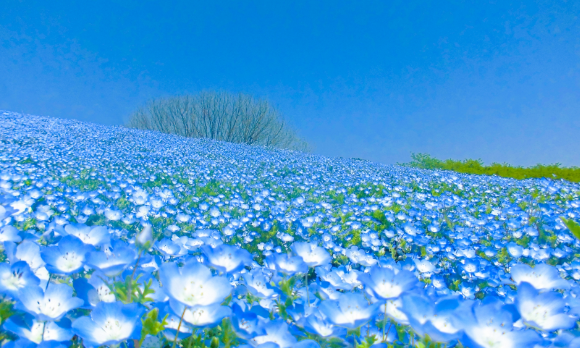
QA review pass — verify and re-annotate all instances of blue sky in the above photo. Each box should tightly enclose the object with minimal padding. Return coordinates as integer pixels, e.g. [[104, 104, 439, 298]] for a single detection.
[[1, 1, 579, 166]]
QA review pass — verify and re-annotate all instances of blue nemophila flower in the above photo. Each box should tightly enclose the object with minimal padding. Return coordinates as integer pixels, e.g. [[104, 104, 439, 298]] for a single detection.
[[0, 225, 21, 243], [0, 204, 17, 221], [291, 242, 331, 267], [170, 301, 232, 328], [250, 320, 298, 348], [400, 295, 462, 343], [202, 243, 253, 273], [4, 241, 45, 271], [506, 242, 524, 258], [155, 238, 188, 258], [303, 310, 347, 338], [510, 264, 570, 291], [71, 301, 145, 347], [159, 260, 232, 309], [0, 261, 40, 298], [266, 253, 308, 276], [317, 265, 361, 290], [230, 301, 266, 340], [346, 246, 378, 267], [359, 265, 419, 300], [63, 223, 110, 246], [41, 235, 94, 275], [73, 270, 117, 309], [244, 269, 276, 298], [458, 300, 541, 348], [17, 283, 83, 321], [316, 266, 351, 291], [318, 292, 380, 329], [515, 281, 576, 331], [413, 258, 437, 275], [381, 298, 409, 325], [86, 239, 137, 277], [285, 298, 317, 324], [3, 313, 73, 344]]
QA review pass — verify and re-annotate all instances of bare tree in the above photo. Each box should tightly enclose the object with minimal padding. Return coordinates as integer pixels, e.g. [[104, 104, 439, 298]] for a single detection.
[[127, 91, 309, 151]]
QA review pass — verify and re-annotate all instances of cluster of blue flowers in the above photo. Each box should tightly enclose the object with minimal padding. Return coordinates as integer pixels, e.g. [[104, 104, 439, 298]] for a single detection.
[[1, 111, 580, 348]]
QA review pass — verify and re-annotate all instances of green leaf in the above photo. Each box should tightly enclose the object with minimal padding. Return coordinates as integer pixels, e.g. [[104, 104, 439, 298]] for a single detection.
[[140, 308, 168, 345], [562, 217, 580, 240], [0, 300, 15, 325]]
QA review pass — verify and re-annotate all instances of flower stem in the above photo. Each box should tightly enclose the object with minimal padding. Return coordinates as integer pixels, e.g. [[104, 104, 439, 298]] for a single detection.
[[127, 250, 143, 302], [172, 308, 187, 348], [45, 273, 52, 291], [382, 300, 387, 341], [305, 269, 310, 308]]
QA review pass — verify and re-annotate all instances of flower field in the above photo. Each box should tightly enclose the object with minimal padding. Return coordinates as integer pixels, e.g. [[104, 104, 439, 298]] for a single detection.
[[1, 111, 580, 348]]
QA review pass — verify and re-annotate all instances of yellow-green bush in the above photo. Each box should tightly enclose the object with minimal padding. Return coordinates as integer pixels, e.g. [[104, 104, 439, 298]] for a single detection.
[[401, 153, 580, 183]]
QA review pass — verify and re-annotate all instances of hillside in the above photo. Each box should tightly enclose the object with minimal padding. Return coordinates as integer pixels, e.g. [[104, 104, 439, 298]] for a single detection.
[[1, 111, 580, 348]]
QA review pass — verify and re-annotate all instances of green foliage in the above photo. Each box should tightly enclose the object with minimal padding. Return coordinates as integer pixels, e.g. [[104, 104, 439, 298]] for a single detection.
[[354, 336, 376, 348], [86, 214, 108, 226], [18, 157, 36, 165], [0, 300, 15, 342], [179, 319, 238, 348], [140, 308, 169, 346], [497, 247, 511, 265], [0, 300, 14, 325], [401, 153, 580, 183], [104, 274, 156, 304], [562, 217, 580, 240]]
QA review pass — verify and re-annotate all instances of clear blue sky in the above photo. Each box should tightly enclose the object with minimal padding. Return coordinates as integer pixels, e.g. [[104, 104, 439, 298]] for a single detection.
[[1, 1, 579, 166]]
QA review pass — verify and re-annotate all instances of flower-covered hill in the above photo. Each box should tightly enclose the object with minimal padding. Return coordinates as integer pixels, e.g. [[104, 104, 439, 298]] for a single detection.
[[1, 110, 580, 348]]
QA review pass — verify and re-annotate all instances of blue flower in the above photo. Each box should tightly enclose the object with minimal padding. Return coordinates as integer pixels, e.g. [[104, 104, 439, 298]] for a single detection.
[[2, 338, 66, 348], [17, 283, 83, 321], [291, 242, 331, 268], [3, 313, 73, 344], [318, 293, 379, 329], [41, 235, 94, 275], [4, 241, 45, 271], [400, 295, 462, 343], [63, 224, 110, 246], [458, 300, 541, 348], [515, 281, 576, 331], [251, 320, 298, 348], [159, 260, 232, 309], [0, 261, 40, 299], [303, 310, 346, 337], [266, 253, 308, 276], [155, 238, 188, 258], [86, 239, 136, 277], [230, 301, 267, 340], [243, 269, 276, 298], [510, 263, 570, 291], [0, 225, 21, 243], [170, 300, 232, 328], [202, 243, 253, 273], [359, 265, 419, 300], [71, 301, 146, 347], [72, 270, 117, 309]]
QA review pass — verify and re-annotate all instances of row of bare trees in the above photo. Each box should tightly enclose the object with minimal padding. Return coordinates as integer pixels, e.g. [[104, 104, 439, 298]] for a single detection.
[[127, 91, 309, 151]]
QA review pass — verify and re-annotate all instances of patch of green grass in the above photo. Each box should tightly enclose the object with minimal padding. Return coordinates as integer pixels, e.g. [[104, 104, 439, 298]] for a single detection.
[[401, 153, 580, 183]]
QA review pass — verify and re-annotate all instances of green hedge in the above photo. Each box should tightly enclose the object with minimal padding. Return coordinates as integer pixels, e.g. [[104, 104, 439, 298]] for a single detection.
[[400, 153, 580, 183]]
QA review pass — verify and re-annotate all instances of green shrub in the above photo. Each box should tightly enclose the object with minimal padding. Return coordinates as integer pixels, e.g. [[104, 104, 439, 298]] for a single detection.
[[401, 153, 580, 183]]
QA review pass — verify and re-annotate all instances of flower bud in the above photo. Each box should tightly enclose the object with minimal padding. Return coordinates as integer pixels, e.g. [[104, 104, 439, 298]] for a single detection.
[[136, 225, 153, 249]]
